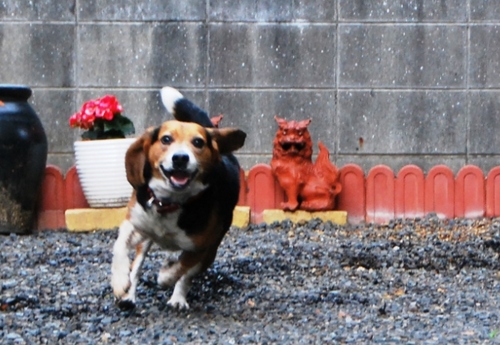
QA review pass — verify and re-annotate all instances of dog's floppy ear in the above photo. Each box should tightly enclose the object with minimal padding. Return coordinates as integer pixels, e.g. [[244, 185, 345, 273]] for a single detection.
[[125, 127, 158, 188], [207, 127, 246, 154]]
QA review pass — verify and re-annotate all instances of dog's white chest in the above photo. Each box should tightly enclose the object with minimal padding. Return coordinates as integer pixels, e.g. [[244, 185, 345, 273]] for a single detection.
[[129, 203, 195, 251]]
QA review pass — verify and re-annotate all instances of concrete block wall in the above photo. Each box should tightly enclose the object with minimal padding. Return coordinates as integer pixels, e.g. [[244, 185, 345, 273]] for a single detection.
[[2, 1, 500, 173]]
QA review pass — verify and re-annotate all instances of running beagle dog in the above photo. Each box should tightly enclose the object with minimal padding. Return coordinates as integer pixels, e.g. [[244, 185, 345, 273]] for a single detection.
[[111, 87, 246, 310]]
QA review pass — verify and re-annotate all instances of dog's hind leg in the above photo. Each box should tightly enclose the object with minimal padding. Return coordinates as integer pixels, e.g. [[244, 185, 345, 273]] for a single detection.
[[167, 262, 202, 310], [157, 258, 198, 309], [111, 220, 149, 309], [158, 246, 218, 309]]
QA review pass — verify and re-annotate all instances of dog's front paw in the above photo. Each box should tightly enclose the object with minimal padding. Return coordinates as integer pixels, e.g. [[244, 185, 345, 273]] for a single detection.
[[111, 272, 131, 299], [167, 294, 190, 310], [116, 296, 136, 310]]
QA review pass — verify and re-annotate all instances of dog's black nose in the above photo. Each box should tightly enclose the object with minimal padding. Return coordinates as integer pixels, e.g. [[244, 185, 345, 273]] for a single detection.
[[172, 153, 189, 169]]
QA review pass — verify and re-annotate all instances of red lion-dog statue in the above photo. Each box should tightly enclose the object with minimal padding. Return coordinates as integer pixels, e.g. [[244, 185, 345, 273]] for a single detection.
[[270, 116, 342, 211]]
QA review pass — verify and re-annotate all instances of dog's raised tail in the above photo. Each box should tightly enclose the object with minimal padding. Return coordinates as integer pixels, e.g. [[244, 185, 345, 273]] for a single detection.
[[161, 86, 183, 114], [160, 86, 213, 128]]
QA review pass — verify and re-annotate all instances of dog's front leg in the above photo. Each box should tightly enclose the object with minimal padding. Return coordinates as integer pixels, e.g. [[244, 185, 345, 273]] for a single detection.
[[111, 220, 149, 309], [118, 238, 152, 309]]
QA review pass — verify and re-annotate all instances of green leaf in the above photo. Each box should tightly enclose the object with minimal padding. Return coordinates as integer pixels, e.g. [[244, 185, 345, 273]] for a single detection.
[[82, 129, 99, 140], [102, 115, 135, 136], [78, 115, 135, 140], [102, 129, 125, 139], [102, 117, 121, 132], [115, 115, 135, 136]]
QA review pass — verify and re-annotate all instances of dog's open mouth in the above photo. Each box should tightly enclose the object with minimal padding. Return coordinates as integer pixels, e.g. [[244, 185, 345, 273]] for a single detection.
[[161, 167, 198, 190]]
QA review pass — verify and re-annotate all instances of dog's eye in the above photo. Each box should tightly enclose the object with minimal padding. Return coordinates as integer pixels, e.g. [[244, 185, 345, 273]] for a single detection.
[[192, 138, 205, 149], [160, 135, 173, 145], [283, 130, 287, 135]]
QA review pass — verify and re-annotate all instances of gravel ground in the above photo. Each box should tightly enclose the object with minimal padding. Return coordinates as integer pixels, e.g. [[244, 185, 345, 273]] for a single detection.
[[1, 214, 500, 344]]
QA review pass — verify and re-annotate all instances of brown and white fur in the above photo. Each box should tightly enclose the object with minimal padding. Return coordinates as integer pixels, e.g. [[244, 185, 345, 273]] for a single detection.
[[111, 87, 246, 310]]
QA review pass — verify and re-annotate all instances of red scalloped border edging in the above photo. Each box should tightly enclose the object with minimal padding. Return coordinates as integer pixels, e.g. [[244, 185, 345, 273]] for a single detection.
[[455, 165, 485, 218], [338, 164, 365, 224], [36, 163, 500, 230], [64, 166, 90, 210], [486, 166, 500, 217], [37, 165, 65, 229], [366, 165, 395, 224], [424, 165, 455, 219], [395, 165, 425, 220], [247, 164, 284, 224]]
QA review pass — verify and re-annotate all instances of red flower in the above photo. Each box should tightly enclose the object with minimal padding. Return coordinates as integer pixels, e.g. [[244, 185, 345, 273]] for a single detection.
[[69, 113, 80, 127], [69, 95, 123, 130], [69, 95, 135, 140], [98, 95, 123, 115]]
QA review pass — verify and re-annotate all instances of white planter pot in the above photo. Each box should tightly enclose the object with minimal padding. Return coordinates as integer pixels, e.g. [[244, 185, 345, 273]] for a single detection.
[[74, 138, 136, 208]]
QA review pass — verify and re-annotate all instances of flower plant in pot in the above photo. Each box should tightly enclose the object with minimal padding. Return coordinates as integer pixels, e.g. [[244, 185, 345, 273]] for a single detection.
[[70, 95, 136, 208]]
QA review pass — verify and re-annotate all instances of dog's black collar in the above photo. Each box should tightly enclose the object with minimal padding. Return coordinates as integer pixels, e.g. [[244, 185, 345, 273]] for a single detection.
[[146, 188, 181, 214], [145, 187, 204, 214]]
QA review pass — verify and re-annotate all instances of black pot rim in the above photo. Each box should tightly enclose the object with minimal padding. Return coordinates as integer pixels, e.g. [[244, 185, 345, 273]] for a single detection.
[[0, 85, 32, 100]]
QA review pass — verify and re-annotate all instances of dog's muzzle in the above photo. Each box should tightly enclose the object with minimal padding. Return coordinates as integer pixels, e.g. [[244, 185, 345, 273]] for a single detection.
[[161, 153, 198, 190]]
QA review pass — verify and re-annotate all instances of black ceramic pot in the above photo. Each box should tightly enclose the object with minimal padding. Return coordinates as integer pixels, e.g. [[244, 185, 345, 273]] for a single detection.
[[0, 85, 47, 234]]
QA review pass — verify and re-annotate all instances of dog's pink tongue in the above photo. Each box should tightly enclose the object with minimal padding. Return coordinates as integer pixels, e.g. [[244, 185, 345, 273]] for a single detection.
[[171, 173, 189, 185]]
